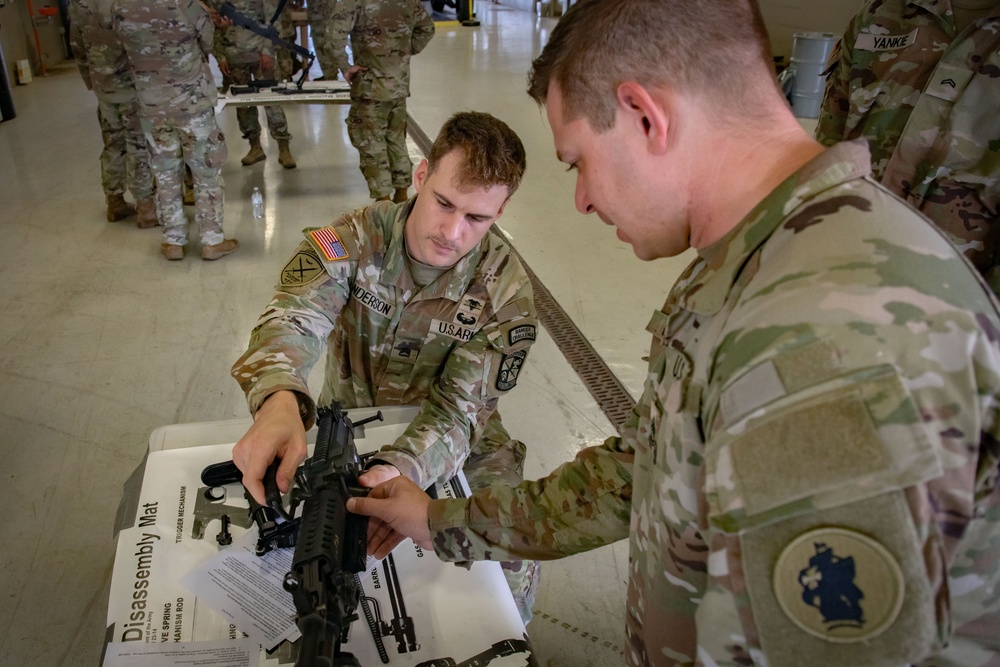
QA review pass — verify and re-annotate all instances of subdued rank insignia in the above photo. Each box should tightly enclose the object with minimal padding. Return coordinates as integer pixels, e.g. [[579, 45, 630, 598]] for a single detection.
[[773, 528, 904, 643], [496, 350, 526, 391], [280, 249, 325, 287], [394, 341, 418, 359]]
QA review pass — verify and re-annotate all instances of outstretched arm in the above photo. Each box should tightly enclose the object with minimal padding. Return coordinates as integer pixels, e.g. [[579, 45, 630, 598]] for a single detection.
[[232, 390, 309, 504], [347, 476, 433, 559]]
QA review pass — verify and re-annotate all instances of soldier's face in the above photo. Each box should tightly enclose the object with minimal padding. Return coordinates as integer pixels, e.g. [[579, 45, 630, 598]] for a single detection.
[[407, 152, 510, 267], [546, 84, 690, 261]]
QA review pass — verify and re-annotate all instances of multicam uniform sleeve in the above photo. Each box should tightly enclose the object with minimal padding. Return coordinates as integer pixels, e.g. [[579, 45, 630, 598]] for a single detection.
[[410, 0, 434, 55], [230, 236, 356, 429], [427, 412, 635, 561], [376, 284, 539, 489], [814, 12, 859, 146], [69, 5, 91, 86], [323, 0, 357, 78], [248, 0, 275, 60], [185, 0, 215, 56]]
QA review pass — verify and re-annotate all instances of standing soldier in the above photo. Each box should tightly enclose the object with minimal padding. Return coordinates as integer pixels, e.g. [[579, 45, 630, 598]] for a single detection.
[[306, 0, 337, 80], [211, 0, 297, 169], [273, 0, 303, 83], [346, 2, 1000, 665], [325, 0, 434, 203], [816, 0, 1000, 293], [69, 0, 157, 228], [113, 0, 239, 261]]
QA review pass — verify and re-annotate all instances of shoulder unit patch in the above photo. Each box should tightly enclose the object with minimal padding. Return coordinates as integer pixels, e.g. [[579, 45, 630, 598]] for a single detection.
[[281, 247, 326, 288], [773, 527, 904, 643], [496, 350, 527, 391]]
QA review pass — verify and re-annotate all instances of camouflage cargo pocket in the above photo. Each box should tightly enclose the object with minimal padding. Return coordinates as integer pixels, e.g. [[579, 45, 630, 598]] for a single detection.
[[205, 128, 228, 169]]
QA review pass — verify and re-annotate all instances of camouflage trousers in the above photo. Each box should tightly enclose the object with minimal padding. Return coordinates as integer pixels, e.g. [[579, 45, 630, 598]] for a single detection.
[[228, 61, 292, 142], [142, 107, 228, 246], [463, 411, 540, 626], [307, 0, 337, 78], [346, 98, 412, 199], [97, 97, 154, 200]]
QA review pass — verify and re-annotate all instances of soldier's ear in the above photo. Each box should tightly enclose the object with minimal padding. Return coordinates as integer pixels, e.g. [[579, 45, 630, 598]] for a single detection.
[[413, 159, 430, 192]]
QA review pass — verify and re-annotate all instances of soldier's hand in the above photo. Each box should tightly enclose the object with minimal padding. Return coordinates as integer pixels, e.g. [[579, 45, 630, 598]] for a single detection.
[[260, 53, 274, 71], [232, 390, 308, 505], [347, 477, 433, 559], [207, 7, 232, 27], [344, 64, 367, 85], [358, 463, 401, 488], [218, 58, 231, 77]]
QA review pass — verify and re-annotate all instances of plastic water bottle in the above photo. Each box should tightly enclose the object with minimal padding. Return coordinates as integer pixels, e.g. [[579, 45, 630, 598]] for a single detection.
[[251, 187, 264, 219]]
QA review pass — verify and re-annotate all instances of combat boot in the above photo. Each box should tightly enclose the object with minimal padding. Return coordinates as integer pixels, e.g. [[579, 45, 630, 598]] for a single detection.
[[136, 198, 159, 229], [278, 140, 296, 169], [161, 243, 185, 261], [393, 188, 409, 204], [202, 238, 239, 260], [106, 194, 136, 221], [241, 137, 266, 166]]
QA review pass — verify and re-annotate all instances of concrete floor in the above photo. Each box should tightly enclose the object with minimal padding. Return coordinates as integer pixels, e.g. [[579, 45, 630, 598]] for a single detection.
[[0, 3, 823, 665]]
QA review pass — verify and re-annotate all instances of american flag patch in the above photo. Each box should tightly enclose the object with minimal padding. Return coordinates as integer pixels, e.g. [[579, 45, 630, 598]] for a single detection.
[[309, 227, 349, 261]]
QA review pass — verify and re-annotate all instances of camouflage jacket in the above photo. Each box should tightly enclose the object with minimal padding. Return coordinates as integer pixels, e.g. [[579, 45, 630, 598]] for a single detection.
[[206, 0, 276, 64], [815, 0, 1000, 292], [428, 141, 1000, 666], [69, 0, 135, 103], [112, 0, 217, 116], [231, 200, 537, 488], [323, 0, 434, 101]]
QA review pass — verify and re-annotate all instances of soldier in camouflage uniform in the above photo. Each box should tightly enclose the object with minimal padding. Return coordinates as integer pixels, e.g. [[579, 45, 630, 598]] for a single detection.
[[306, 0, 337, 79], [69, 0, 157, 228], [273, 0, 302, 83], [347, 2, 1000, 665], [231, 112, 540, 623], [113, 0, 239, 261], [324, 0, 434, 203], [210, 0, 297, 168], [816, 0, 1000, 293]]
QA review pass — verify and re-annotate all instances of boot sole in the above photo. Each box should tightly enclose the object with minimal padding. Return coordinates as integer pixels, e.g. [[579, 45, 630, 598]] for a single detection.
[[241, 155, 267, 166]]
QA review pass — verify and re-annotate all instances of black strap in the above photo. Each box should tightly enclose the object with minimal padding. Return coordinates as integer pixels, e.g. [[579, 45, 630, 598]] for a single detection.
[[268, 0, 289, 28]]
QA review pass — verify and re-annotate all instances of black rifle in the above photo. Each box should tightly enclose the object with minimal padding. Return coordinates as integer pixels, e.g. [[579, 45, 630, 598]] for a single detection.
[[283, 404, 382, 667], [200, 403, 383, 666], [219, 1, 315, 88]]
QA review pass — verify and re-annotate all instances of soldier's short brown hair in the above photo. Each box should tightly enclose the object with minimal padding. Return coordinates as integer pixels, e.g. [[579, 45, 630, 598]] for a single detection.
[[528, 0, 777, 131], [427, 111, 527, 196]]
